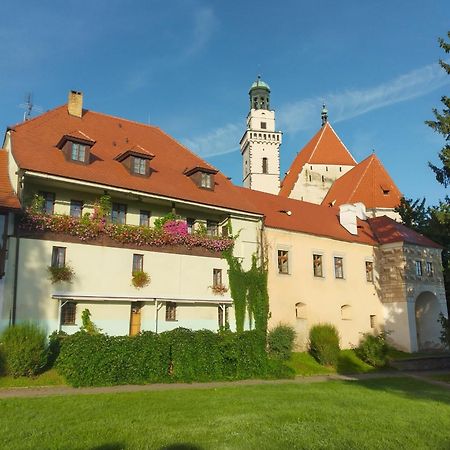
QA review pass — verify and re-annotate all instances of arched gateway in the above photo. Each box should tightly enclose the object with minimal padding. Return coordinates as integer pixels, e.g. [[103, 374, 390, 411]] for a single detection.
[[415, 291, 443, 350]]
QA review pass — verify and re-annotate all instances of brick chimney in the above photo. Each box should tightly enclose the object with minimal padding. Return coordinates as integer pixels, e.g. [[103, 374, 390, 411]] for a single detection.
[[68, 90, 83, 118]]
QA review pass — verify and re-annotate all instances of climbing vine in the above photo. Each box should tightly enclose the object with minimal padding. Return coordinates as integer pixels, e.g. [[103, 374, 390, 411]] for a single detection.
[[223, 230, 269, 334]]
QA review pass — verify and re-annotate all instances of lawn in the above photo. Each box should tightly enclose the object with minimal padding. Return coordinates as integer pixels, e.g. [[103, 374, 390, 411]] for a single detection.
[[1, 378, 450, 449], [0, 369, 65, 388]]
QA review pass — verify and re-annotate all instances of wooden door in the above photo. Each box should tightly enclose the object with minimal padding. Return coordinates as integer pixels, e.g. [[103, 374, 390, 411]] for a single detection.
[[130, 303, 142, 336]]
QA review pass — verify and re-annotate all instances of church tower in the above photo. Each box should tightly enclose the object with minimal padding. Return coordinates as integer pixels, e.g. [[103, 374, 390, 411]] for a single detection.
[[240, 76, 282, 195]]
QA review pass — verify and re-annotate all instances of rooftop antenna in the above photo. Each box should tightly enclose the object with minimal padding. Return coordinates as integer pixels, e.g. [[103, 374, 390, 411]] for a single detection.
[[19, 92, 42, 121]]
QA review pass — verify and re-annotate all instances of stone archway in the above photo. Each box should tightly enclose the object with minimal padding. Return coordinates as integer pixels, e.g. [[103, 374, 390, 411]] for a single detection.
[[415, 291, 442, 351]]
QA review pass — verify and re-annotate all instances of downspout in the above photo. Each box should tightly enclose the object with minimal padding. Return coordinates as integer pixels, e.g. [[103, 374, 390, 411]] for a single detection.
[[11, 236, 20, 325]]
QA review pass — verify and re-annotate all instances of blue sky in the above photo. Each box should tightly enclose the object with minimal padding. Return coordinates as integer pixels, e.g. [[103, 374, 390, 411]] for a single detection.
[[1, 1, 449, 204]]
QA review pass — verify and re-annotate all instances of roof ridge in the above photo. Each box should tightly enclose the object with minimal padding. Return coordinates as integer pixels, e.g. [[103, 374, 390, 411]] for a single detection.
[[308, 124, 326, 162], [327, 123, 357, 164], [8, 105, 66, 130], [348, 155, 374, 202]]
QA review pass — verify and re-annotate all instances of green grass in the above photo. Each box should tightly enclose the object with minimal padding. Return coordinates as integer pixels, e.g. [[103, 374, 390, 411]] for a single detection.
[[1, 378, 450, 449], [287, 350, 376, 376], [0, 369, 66, 388]]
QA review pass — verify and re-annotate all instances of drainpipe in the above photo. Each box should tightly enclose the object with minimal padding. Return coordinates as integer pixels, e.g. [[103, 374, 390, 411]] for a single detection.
[[11, 236, 20, 325]]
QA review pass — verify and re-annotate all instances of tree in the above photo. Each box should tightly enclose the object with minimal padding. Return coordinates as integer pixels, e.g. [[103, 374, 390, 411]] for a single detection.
[[425, 31, 450, 187]]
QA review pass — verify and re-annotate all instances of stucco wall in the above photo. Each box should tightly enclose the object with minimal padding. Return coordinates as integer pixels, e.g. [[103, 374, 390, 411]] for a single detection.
[[265, 227, 381, 349]]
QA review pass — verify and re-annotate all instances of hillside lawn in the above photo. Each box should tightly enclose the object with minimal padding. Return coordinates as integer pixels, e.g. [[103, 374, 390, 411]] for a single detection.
[[1, 377, 450, 449]]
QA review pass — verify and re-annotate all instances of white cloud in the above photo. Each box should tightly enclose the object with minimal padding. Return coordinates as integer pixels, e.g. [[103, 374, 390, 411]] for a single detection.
[[279, 62, 450, 133], [183, 6, 217, 58], [184, 61, 450, 157], [183, 123, 241, 156]]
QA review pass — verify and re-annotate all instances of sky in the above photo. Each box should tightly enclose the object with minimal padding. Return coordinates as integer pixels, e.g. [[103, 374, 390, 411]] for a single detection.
[[1, 0, 449, 205]]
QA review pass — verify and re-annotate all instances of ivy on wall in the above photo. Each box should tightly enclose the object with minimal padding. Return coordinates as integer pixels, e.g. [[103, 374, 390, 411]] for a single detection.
[[223, 249, 269, 334]]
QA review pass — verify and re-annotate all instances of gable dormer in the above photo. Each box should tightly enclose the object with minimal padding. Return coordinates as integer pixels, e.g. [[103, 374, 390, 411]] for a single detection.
[[115, 145, 155, 177], [184, 166, 218, 190], [56, 131, 95, 164]]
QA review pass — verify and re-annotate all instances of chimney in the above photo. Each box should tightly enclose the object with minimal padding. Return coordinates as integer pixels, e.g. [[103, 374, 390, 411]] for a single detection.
[[339, 203, 368, 235], [68, 90, 83, 118]]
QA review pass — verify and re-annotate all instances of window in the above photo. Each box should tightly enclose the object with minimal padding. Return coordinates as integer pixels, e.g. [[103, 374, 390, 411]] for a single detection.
[[51, 247, 66, 268], [132, 254, 143, 273], [187, 218, 195, 234], [295, 302, 307, 320], [112, 203, 127, 224], [262, 157, 268, 174], [200, 173, 212, 189], [370, 315, 376, 329], [366, 261, 374, 282], [221, 225, 229, 237], [71, 142, 86, 162], [218, 305, 229, 328], [341, 305, 351, 320], [313, 254, 323, 277], [415, 260, 423, 276], [139, 210, 151, 227], [207, 220, 218, 236], [334, 257, 344, 279], [70, 200, 83, 218], [61, 302, 76, 325], [40, 192, 55, 214], [261, 121, 267, 129], [278, 250, 289, 274], [133, 157, 147, 175], [426, 261, 434, 277], [166, 302, 177, 321], [213, 268, 222, 287]]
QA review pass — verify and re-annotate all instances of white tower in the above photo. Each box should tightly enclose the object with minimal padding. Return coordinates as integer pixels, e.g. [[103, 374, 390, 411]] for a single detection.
[[240, 76, 282, 194]]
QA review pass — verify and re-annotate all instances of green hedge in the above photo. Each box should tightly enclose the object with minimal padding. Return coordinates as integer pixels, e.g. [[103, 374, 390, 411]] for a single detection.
[[309, 324, 340, 366], [56, 328, 290, 387]]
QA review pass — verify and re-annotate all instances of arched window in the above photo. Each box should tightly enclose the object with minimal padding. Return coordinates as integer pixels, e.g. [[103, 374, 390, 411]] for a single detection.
[[295, 302, 307, 320], [341, 304, 351, 320], [262, 157, 268, 174]]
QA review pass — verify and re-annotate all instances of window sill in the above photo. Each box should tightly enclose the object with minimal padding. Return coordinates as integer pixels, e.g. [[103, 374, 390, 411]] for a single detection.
[[165, 319, 178, 322]]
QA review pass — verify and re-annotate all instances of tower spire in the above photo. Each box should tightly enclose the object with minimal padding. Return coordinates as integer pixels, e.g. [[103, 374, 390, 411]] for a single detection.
[[321, 103, 328, 127]]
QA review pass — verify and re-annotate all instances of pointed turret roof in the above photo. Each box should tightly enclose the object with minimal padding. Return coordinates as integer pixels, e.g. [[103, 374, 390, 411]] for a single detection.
[[279, 122, 356, 197], [321, 153, 402, 209]]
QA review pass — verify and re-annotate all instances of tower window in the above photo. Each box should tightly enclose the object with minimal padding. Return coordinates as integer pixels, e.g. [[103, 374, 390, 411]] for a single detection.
[[313, 254, 323, 277], [262, 157, 268, 174], [261, 122, 267, 129], [415, 260, 423, 276], [334, 257, 344, 279], [278, 250, 289, 274]]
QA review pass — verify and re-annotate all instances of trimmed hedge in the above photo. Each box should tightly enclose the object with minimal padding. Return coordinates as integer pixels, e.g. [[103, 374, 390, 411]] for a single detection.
[[56, 328, 289, 387]]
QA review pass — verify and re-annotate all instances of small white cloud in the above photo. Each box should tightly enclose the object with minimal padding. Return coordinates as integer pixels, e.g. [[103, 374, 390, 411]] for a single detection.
[[183, 123, 241, 157], [184, 6, 217, 58]]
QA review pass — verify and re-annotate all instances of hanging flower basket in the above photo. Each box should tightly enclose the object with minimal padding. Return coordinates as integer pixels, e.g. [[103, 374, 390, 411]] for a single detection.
[[210, 284, 229, 295], [47, 265, 75, 284]]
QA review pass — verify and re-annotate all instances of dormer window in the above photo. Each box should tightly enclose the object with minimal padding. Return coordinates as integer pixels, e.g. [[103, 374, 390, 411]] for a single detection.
[[71, 142, 86, 162], [56, 131, 95, 165], [115, 146, 155, 177], [133, 157, 147, 175], [184, 166, 218, 191], [201, 172, 212, 188]]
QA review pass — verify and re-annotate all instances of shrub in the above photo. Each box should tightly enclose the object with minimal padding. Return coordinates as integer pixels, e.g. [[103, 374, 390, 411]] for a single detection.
[[46, 331, 68, 369], [439, 313, 450, 348], [267, 324, 296, 360], [355, 332, 390, 367], [0, 344, 5, 376], [0, 323, 48, 377], [309, 324, 340, 366], [80, 309, 102, 335]]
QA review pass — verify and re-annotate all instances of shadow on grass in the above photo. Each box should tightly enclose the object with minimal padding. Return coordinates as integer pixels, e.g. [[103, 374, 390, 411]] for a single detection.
[[349, 376, 450, 406], [160, 445, 203, 450], [89, 444, 126, 450]]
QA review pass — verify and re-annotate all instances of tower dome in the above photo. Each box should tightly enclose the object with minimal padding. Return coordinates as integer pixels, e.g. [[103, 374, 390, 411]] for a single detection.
[[249, 76, 270, 110]]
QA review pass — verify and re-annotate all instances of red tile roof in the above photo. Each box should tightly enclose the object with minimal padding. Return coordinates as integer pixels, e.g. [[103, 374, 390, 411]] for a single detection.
[[368, 215, 441, 249], [279, 122, 356, 197], [10, 105, 259, 215], [0, 150, 20, 210], [238, 187, 378, 245], [321, 153, 402, 209]]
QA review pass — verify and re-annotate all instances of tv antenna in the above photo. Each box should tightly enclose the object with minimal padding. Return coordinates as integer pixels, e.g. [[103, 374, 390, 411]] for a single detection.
[[19, 93, 42, 121]]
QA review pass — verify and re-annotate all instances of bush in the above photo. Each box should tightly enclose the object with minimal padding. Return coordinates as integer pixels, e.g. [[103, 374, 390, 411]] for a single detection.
[[439, 313, 450, 348], [355, 332, 390, 367], [309, 324, 340, 366], [267, 324, 296, 360], [46, 331, 68, 369], [0, 323, 48, 377], [0, 345, 5, 376]]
